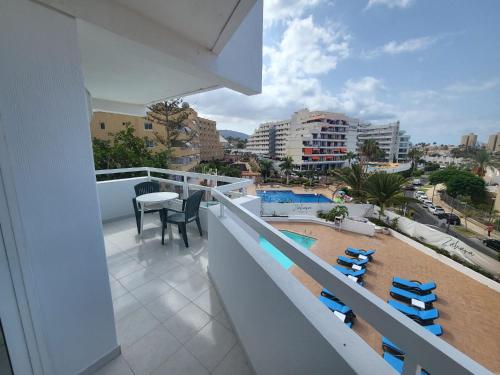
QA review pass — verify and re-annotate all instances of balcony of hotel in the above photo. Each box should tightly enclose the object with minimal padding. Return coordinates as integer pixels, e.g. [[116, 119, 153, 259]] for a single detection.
[[1, 1, 497, 375], [95, 167, 498, 375]]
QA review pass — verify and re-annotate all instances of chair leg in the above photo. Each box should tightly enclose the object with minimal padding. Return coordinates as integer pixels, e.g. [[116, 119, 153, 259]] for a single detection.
[[161, 223, 165, 245], [180, 223, 189, 247], [196, 217, 202, 236]]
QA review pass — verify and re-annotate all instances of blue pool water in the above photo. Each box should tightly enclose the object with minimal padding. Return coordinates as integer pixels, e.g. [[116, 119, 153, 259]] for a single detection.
[[257, 190, 332, 203], [259, 230, 317, 269]]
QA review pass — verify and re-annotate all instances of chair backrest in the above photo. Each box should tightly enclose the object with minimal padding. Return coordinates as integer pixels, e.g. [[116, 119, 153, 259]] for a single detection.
[[184, 190, 204, 221], [134, 181, 160, 196]]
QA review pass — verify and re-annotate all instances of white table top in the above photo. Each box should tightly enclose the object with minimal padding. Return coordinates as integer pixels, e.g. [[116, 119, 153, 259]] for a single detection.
[[136, 192, 179, 204]]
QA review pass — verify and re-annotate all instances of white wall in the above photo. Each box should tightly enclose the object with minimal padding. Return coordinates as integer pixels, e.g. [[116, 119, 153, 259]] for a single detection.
[[97, 177, 149, 221], [0, 1, 117, 373], [264, 216, 376, 237], [261, 202, 373, 218], [207, 198, 389, 374]]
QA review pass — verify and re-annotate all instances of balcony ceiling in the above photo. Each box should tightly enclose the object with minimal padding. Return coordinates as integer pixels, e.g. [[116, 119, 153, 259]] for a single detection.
[[37, 0, 262, 113]]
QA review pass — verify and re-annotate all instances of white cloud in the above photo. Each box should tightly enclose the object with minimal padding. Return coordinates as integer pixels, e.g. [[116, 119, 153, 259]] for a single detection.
[[363, 36, 438, 58], [445, 78, 500, 93], [365, 0, 414, 9], [263, 0, 322, 27]]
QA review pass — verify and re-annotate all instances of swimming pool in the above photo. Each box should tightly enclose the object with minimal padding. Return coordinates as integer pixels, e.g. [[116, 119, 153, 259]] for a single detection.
[[259, 230, 317, 269], [257, 190, 332, 203]]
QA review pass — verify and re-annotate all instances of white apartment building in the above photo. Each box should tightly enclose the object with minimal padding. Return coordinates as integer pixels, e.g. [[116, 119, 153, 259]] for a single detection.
[[357, 122, 410, 162], [246, 119, 290, 157]]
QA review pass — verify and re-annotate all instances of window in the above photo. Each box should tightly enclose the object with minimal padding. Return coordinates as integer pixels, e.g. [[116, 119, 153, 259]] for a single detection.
[[100, 122, 106, 130], [145, 139, 155, 148], [144, 122, 153, 130]]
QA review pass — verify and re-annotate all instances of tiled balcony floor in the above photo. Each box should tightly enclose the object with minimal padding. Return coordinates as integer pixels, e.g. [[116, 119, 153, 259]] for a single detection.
[[97, 215, 254, 375]]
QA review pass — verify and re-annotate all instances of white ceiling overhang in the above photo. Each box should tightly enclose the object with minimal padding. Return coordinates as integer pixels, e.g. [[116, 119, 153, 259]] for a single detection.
[[36, 0, 263, 113]]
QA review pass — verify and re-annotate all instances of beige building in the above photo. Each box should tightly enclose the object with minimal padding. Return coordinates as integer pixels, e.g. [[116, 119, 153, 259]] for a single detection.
[[197, 116, 224, 161], [486, 132, 500, 153], [91, 107, 224, 171], [460, 133, 477, 148]]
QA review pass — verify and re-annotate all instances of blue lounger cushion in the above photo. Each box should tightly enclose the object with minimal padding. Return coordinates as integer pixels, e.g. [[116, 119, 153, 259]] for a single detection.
[[388, 300, 439, 322], [321, 288, 343, 303], [392, 277, 436, 294], [334, 265, 366, 278], [383, 352, 429, 375], [319, 296, 351, 315], [345, 247, 375, 257], [390, 287, 437, 304], [382, 324, 443, 355], [337, 255, 369, 266]]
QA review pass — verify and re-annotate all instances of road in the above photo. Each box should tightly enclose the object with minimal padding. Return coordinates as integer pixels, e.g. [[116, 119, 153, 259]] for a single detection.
[[406, 188, 499, 260]]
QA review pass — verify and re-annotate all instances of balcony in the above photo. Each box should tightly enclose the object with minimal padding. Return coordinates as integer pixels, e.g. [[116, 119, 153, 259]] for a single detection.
[[94, 167, 494, 375]]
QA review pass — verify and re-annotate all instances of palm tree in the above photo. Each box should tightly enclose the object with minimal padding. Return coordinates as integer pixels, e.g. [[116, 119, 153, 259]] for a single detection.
[[407, 148, 424, 173], [362, 172, 409, 218], [344, 151, 356, 167], [473, 149, 490, 176], [259, 159, 273, 179], [360, 139, 382, 164], [331, 164, 367, 198], [279, 156, 294, 184]]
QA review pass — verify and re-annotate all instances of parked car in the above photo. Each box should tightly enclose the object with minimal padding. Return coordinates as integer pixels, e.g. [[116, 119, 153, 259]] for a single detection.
[[427, 204, 436, 212], [483, 239, 500, 251], [430, 206, 445, 215], [421, 199, 433, 208], [404, 184, 416, 191], [442, 213, 461, 225], [415, 191, 426, 198], [412, 179, 422, 186]]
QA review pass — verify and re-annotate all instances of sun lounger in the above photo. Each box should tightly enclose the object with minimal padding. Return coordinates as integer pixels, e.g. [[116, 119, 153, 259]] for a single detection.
[[345, 247, 375, 260], [389, 287, 437, 308], [319, 296, 355, 327], [382, 324, 443, 355], [334, 265, 366, 278], [337, 255, 369, 268], [383, 352, 429, 374], [392, 277, 436, 295], [388, 300, 439, 324], [321, 288, 344, 303]]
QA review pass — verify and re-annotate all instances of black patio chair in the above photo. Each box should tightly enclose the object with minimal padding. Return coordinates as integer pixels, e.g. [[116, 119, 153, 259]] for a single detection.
[[132, 181, 161, 234], [160, 190, 204, 247]]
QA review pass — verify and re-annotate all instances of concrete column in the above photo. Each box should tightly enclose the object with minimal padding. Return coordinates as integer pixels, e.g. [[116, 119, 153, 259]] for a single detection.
[[0, 1, 118, 374]]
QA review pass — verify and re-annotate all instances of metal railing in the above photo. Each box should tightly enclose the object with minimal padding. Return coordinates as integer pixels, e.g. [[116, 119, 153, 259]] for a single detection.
[[95, 167, 253, 201], [210, 186, 492, 375]]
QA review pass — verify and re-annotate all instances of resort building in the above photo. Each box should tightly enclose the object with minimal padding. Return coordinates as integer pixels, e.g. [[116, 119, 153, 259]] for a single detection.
[[91, 106, 224, 170], [357, 122, 410, 162], [246, 119, 290, 157], [287, 109, 355, 170], [486, 132, 500, 153], [460, 132, 478, 148], [197, 116, 225, 161]]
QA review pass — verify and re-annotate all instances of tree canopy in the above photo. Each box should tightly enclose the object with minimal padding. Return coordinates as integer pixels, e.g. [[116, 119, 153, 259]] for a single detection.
[[92, 123, 170, 170], [429, 167, 486, 202], [362, 172, 409, 216]]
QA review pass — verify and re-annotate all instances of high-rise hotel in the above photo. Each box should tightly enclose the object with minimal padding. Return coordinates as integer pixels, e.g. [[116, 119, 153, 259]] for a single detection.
[[247, 109, 410, 170]]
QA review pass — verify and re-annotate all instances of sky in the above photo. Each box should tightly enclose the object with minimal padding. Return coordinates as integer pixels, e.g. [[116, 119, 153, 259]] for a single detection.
[[188, 0, 500, 144]]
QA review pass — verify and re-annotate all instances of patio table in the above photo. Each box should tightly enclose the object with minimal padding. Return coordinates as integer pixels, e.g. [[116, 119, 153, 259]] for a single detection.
[[136, 192, 179, 237]]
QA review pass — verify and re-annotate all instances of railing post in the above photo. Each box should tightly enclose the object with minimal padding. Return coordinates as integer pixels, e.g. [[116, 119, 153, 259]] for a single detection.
[[146, 167, 151, 181], [219, 202, 224, 217], [183, 174, 188, 199]]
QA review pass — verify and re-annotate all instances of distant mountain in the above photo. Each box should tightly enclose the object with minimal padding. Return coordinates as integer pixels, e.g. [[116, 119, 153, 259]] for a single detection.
[[219, 130, 250, 140]]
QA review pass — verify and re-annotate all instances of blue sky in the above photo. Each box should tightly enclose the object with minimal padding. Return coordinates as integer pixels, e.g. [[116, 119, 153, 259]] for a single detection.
[[189, 0, 500, 144]]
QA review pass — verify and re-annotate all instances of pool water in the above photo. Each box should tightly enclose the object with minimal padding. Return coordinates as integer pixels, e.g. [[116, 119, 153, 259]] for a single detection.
[[259, 230, 317, 269], [257, 190, 332, 203]]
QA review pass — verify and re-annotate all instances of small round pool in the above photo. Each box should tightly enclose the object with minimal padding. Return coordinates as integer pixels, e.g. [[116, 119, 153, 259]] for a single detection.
[[257, 190, 332, 203]]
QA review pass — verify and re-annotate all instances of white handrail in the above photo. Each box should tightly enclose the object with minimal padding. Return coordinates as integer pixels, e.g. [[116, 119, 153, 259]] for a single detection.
[[210, 187, 491, 375]]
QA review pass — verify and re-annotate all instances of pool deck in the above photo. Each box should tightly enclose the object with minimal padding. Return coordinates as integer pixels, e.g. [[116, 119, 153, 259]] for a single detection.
[[270, 222, 500, 373]]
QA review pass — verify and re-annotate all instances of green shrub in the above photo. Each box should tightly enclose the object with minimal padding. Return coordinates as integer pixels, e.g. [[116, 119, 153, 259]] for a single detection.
[[318, 206, 349, 222]]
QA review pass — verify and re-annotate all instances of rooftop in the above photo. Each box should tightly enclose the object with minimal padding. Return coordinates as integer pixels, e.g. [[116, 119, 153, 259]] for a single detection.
[[98, 215, 254, 375]]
